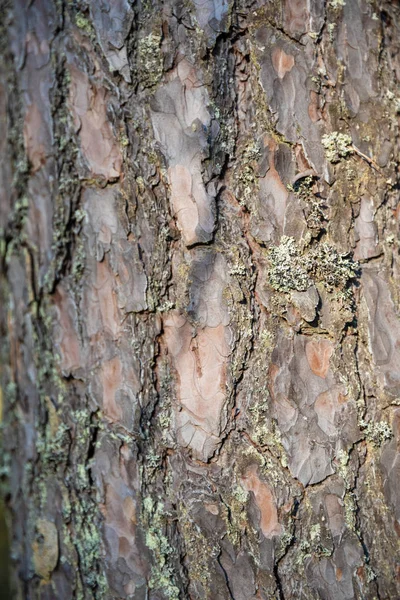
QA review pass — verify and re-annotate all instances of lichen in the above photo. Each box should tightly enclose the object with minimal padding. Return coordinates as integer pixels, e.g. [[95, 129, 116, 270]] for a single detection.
[[294, 540, 312, 569], [142, 496, 180, 600], [267, 236, 310, 292], [158, 300, 175, 313], [310, 523, 321, 542], [234, 139, 261, 208], [321, 132, 353, 163], [330, 0, 346, 8], [344, 491, 357, 531], [232, 484, 249, 504], [288, 176, 327, 234], [267, 237, 358, 296], [365, 564, 377, 582], [73, 500, 107, 594], [4, 196, 29, 257], [179, 504, 215, 592], [75, 12, 94, 37], [335, 448, 349, 481], [229, 263, 247, 277], [386, 90, 400, 114], [138, 33, 163, 89], [305, 242, 358, 292], [62, 410, 107, 597], [291, 517, 333, 573], [222, 486, 248, 547], [360, 419, 393, 447]]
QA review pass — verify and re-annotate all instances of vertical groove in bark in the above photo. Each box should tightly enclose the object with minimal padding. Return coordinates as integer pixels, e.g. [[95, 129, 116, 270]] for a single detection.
[[1, 0, 400, 599]]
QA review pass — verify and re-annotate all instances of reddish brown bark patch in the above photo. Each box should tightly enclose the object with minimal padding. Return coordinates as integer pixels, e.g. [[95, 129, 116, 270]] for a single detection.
[[394, 519, 400, 538], [23, 103, 47, 172], [168, 164, 200, 247], [95, 260, 120, 338], [305, 339, 333, 378], [308, 90, 321, 123], [163, 311, 229, 460], [69, 65, 122, 180], [241, 465, 282, 539], [101, 356, 123, 421], [314, 386, 346, 436], [272, 48, 295, 79], [53, 284, 81, 375]]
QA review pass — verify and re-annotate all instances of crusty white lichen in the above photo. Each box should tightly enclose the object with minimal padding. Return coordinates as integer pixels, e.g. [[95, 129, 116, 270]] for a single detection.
[[360, 419, 393, 446], [267, 237, 358, 295], [268, 236, 311, 292], [321, 132, 353, 163], [305, 242, 358, 292], [330, 0, 346, 9]]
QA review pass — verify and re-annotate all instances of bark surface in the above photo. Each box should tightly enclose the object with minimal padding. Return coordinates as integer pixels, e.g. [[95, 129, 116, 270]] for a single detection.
[[1, 0, 400, 599]]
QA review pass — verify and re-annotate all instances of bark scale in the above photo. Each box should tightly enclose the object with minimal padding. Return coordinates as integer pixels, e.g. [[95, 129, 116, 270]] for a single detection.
[[0, 0, 400, 599]]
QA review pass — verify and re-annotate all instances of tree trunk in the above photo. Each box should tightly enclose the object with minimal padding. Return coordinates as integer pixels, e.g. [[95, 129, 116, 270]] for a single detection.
[[1, 0, 400, 598]]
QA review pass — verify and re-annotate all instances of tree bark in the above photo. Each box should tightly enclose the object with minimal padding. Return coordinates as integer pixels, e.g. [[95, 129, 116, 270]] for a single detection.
[[1, 0, 400, 598]]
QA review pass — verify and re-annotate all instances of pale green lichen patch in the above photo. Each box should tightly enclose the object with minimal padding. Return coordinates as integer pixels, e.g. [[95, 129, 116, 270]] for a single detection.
[[142, 496, 180, 600], [335, 448, 349, 480], [321, 132, 353, 163], [386, 90, 400, 113], [360, 419, 393, 446], [68, 412, 107, 595], [306, 242, 358, 292], [289, 502, 333, 575], [344, 491, 357, 531], [138, 33, 163, 89], [75, 12, 94, 36], [267, 237, 358, 295], [179, 504, 215, 592], [288, 176, 327, 234], [268, 236, 310, 292], [222, 486, 249, 547], [234, 139, 261, 207], [232, 483, 249, 504], [250, 420, 288, 471], [333, 449, 358, 531]]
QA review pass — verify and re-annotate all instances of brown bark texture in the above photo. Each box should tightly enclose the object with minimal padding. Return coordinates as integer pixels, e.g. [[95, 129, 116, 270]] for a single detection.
[[1, 0, 400, 598]]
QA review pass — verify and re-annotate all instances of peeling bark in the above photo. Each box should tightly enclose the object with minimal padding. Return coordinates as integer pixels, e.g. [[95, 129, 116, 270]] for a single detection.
[[1, 1, 400, 599]]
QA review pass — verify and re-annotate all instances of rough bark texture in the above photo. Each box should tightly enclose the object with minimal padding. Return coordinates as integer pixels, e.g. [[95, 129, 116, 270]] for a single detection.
[[1, 0, 400, 599]]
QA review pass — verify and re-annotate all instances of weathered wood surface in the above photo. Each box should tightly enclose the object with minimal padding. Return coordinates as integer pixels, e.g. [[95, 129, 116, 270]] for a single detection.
[[0, 0, 400, 598]]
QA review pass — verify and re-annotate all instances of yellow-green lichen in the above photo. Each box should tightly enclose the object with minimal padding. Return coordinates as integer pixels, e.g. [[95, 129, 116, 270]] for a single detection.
[[75, 12, 94, 35], [142, 496, 180, 600], [386, 90, 400, 113], [360, 419, 393, 447], [222, 487, 248, 547], [179, 504, 215, 592], [335, 448, 350, 483], [344, 491, 357, 531]]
